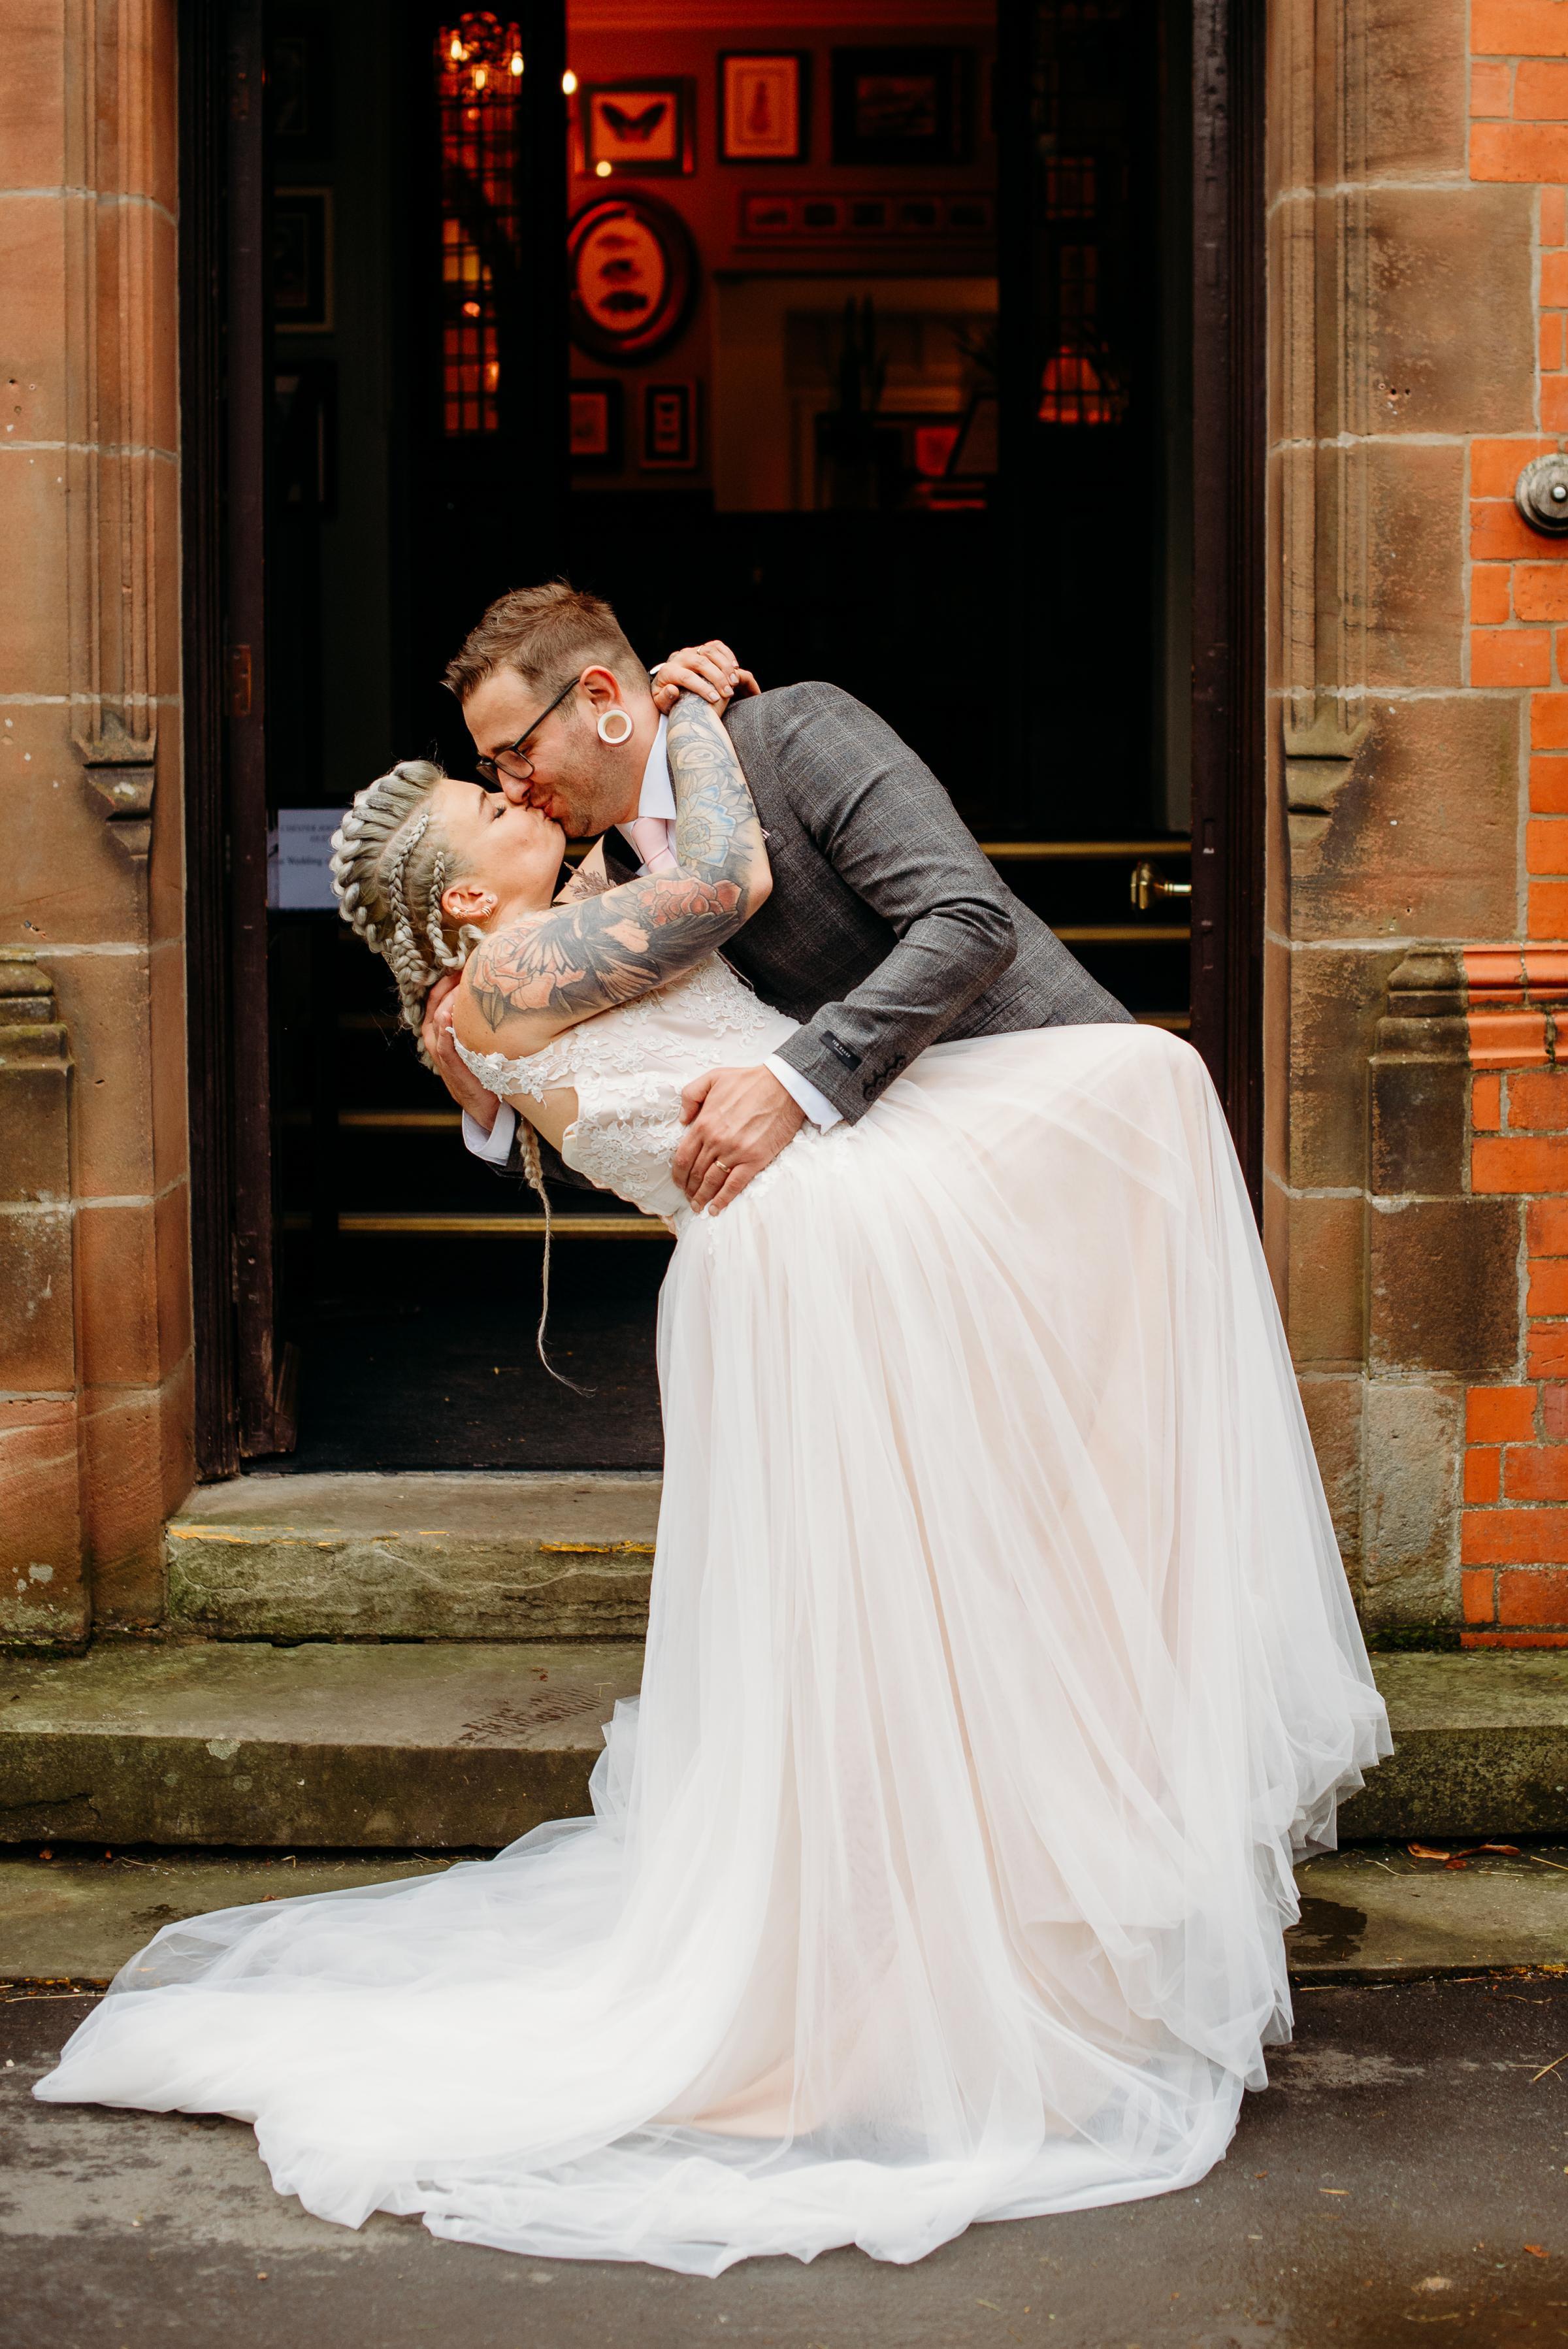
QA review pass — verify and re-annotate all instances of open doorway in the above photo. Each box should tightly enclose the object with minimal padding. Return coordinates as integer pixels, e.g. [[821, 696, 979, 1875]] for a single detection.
[[186, 0, 1252, 1479]]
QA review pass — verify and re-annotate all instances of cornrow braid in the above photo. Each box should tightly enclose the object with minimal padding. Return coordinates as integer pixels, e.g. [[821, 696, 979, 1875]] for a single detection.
[[327, 760, 480, 1060], [329, 758, 586, 1385]]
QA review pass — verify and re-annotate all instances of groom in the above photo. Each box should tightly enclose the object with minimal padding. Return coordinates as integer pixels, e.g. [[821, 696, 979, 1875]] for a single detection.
[[425, 582, 1132, 1213]]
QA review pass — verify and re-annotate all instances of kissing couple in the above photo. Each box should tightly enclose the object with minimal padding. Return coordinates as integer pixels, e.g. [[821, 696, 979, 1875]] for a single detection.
[[40, 583, 1390, 2275]]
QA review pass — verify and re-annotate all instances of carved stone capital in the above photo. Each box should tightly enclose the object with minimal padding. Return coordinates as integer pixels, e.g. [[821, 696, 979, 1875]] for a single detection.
[[0, 952, 73, 1207], [1369, 949, 1469, 1198], [0, 948, 66, 1047], [1283, 704, 1371, 817], [63, 0, 163, 863], [1373, 947, 1467, 1053], [76, 714, 158, 859], [1276, 0, 1371, 880]]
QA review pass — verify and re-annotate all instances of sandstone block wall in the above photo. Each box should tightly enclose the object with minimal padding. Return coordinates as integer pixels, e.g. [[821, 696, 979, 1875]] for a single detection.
[[1270, 0, 1568, 1649], [0, 0, 190, 1645]]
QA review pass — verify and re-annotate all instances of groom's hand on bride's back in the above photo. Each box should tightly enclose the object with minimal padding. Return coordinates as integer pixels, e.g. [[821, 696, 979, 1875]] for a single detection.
[[650, 640, 760, 717], [674, 1064, 805, 1213]]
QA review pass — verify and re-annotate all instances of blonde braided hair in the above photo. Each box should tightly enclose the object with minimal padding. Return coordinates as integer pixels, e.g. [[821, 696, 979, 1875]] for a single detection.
[[327, 761, 479, 1064], [329, 757, 582, 1388]]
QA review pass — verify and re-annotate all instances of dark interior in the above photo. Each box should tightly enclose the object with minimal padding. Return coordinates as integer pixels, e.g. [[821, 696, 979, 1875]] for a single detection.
[[260, 0, 1194, 1470]]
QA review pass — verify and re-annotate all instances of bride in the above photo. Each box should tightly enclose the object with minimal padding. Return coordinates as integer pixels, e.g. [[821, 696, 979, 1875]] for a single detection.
[[38, 685, 1390, 2275]]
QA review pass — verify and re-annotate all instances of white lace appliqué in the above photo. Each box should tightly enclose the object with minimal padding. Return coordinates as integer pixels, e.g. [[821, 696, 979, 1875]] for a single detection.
[[453, 957, 794, 1218], [457, 959, 775, 1102]]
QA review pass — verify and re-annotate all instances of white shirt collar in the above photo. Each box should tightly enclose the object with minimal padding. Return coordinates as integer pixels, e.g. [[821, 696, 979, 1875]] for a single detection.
[[637, 714, 676, 822], [615, 714, 676, 862]]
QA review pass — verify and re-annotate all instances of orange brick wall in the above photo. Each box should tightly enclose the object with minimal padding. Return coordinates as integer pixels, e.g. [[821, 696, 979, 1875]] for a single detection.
[[1460, 5, 1568, 1645], [1465, 1050, 1568, 1641]]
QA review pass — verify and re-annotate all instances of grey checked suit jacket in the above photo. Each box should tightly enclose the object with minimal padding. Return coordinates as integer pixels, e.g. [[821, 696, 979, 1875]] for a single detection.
[[500, 681, 1132, 1184]]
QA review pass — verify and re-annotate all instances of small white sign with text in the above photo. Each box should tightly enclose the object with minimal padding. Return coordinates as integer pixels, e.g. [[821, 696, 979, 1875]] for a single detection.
[[267, 807, 341, 910]]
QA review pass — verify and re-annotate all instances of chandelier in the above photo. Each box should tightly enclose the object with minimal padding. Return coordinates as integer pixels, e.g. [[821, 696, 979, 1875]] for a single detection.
[[436, 12, 524, 100]]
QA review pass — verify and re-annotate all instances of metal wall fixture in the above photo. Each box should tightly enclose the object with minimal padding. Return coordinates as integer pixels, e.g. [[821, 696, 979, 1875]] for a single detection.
[[1130, 858, 1192, 912], [1516, 453, 1568, 534]]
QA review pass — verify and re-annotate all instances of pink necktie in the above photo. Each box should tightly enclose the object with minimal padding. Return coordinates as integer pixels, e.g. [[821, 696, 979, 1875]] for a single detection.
[[625, 816, 681, 875]]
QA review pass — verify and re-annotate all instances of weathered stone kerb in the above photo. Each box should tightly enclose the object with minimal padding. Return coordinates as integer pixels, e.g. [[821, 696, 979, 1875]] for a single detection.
[[1339, 1651, 1568, 1837], [0, 1641, 645, 1847], [165, 1471, 661, 1641]]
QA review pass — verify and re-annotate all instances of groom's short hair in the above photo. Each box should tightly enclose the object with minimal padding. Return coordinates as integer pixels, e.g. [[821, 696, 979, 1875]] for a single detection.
[[443, 581, 649, 702]]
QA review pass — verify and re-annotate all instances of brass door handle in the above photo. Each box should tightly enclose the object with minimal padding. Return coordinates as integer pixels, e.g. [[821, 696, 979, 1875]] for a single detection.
[[1129, 859, 1192, 913]]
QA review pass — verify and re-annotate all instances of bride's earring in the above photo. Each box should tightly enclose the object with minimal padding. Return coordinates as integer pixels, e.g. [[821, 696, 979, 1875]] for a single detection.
[[596, 708, 634, 746]]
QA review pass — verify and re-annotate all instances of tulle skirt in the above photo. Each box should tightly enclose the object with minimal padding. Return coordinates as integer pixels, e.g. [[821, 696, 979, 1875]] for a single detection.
[[37, 1024, 1390, 2273]]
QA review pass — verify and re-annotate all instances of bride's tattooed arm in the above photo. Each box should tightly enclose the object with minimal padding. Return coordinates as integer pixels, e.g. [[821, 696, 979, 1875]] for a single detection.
[[551, 838, 612, 906], [459, 693, 771, 1045]]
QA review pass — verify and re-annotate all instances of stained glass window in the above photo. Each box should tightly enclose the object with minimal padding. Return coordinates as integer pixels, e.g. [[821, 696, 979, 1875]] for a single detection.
[[434, 13, 525, 436], [1030, 1, 1131, 427]]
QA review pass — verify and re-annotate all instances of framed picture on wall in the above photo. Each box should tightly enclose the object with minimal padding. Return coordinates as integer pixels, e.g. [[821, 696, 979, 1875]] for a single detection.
[[641, 382, 698, 469], [269, 16, 333, 156], [719, 53, 809, 163], [830, 50, 971, 167], [273, 188, 333, 331], [570, 380, 624, 472], [274, 363, 337, 510], [270, 24, 333, 157], [568, 193, 698, 365], [579, 80, 694, 177]]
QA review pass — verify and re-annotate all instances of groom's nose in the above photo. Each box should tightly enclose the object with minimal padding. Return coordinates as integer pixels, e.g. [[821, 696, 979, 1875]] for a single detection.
[[499, 773, 532, 808]]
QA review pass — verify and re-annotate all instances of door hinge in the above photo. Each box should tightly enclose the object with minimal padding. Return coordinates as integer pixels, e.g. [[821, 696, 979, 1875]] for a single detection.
[[227, 644, 253, 718]]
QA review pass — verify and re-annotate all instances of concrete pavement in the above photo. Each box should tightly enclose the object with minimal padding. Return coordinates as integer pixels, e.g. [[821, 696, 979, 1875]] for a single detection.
[[4, 1843, 1568, 2344], [3, 1976, 1567, 2348]]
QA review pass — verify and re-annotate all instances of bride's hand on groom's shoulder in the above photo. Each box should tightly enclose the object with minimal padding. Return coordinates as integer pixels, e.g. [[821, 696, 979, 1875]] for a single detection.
[[650, 640, 760, 716]]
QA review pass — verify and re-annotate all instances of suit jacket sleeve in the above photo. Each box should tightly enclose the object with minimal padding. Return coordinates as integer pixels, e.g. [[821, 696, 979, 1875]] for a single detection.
[[760, 684, 1017, 1121], [491, 1124, 596, 1192]]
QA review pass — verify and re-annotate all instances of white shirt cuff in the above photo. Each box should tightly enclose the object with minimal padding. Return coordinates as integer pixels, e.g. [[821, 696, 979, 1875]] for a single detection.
[[765, 1054, 843, 1130], [463, 1100, 517, 1164]]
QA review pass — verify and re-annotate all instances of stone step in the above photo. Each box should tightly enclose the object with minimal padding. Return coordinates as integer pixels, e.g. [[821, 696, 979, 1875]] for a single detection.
[[165, 1471, 661, 1642], [1338, 1652, 1568, 1840], [8, 1841, 1568, 1986], [2, 1645, 1565, 1851], [0, 1641, 645, 1848]]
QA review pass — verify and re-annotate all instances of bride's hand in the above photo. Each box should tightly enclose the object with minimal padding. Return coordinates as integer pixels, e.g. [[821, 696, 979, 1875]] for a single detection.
[[650, 640, 760, 715], [421, 972, 503, 1133]]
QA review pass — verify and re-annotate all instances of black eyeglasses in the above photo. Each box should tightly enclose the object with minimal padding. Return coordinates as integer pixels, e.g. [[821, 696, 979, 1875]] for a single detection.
[[474, 676, 578, 787]]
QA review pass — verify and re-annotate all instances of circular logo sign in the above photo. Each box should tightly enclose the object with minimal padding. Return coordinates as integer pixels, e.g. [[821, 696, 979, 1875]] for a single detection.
[[568, 194, 696, 365]]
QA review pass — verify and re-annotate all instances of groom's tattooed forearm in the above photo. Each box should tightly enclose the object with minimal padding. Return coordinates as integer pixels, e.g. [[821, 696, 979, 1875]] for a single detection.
[[664, 689, 755, 885], [465, 695, 766, 1036], [467, 874, 745, 1030]]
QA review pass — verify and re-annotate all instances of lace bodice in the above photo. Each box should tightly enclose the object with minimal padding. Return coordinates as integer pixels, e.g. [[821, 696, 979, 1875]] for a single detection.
[[457, 957, 801, 1219]]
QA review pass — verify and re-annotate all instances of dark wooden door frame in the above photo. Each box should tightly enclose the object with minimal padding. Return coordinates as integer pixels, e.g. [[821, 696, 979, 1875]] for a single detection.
[[179, 0, 237, 1479], [1188, 0, 1266, 1202], [181, 0, 285, 1475], [224, 0, 286, 1458]]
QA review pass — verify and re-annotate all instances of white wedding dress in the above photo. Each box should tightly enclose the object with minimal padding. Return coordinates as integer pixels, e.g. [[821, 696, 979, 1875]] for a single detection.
[[39, 957, 1390, 2274]]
